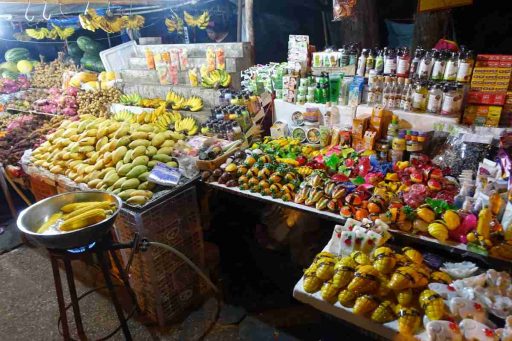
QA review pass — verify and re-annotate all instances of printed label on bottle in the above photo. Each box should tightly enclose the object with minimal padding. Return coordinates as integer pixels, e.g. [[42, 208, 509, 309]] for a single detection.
[[443, 61, 458, 81], [456, 62, 471, 82], [431, 61, 446, 80], [418, 61, 431, 79], [383, 59, 397, 75], [375, 58, 384, 73], [397, 59, 410, 76], [412, 92, 426, 110], [427, 93, 442, 113], [356, 57, 366, 76], [441, 95, 454, 115], [409, 60, 419, 77]]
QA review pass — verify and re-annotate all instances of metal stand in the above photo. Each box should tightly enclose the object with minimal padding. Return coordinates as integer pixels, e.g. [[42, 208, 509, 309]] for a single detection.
[[48, 234, 140, 341]]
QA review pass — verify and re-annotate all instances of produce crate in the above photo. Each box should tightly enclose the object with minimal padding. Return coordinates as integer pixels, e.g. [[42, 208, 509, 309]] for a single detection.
[[196, 148, 238, 171], [29, 172, 57, 201], [114, 185, 206, 326]]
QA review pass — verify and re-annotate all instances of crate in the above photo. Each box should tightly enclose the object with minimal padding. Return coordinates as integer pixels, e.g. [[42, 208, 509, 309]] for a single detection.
[[114, 185, 206, 326], [196, 148, 238, 171], [29, 173, 57, 201]]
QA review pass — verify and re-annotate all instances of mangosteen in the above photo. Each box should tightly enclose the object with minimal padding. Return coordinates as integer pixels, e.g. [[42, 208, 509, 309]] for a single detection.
[[226, 179, 237, 187], [212, 168, 223, 179], [218, 172, 231, 184], [201, 171, 212, 181]]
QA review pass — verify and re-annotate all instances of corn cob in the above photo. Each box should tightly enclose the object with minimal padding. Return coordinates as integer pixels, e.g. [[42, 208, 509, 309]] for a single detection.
[[315, 257, 336, 281], [60, 208, 107, 231], [402, 247, 423, 265], [350, 250, 371, 265], [375, 274, 391, 298], [347, 265, 379, 294], [373, 247, 397, 274], [320, 280, 340, 304], [338, 289, 358, 307], [332, 257, 357, 289], [397, 307, 421, 335], [371, 300, 396, 323], [388, 266, 417, 291], [396, 289, 414, 307], [303, 266, 323, 294], [60, 201, 104, 213], [37, 212, 63, 234], [430, 271, 452, 284], [313, 251, 334, 264], [413, 266, 430, 289], [63, 201, 112, 221], [353, 295, 380, 316], [419, 289, 445, 320]]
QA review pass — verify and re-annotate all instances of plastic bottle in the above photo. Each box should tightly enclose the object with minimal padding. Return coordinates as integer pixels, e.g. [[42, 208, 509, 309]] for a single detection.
[[440, 85, 455, 115], [443, 51, 459, 81], [365, 49, 375, 78], [387, 114, 400, 139], [431, 50, 446, 81], [384, 48, 397, 76], [401, 79, 413, 111], [453, 84, 464, 116], [418, 50, 433, 80], [394, 77, 405, 108], [382, 76, 391, 108], [390, 78, 398, 109], [426, 83, 442, 114], [412, 81, 428, 112], [356, 49, 368, 76], [397, 47, 411, 78], [375, 48, 385, 75], [339, 46, 349, 67], [349, 44, 358, 66], [409, 48, 423, 79], [456, 50, 475, 83]]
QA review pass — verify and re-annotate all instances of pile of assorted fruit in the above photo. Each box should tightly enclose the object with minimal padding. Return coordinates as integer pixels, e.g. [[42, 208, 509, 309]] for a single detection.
[[77, 87, 122, 117], [0, 76, 30, 94], [205, 137, 512, 260], [31, 58, 77, 89], [30, 115, 182, 205], [37, 200, 116, 234]]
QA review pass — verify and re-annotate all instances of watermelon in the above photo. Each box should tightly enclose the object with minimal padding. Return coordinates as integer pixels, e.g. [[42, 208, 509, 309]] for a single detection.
[[67, 42, 83, 59], [0, 61, 18, 73], [81, 54, 105, 72], [2, 70, 19, 79], [76, 36, 103, 54], [5, 48, 30, 63]]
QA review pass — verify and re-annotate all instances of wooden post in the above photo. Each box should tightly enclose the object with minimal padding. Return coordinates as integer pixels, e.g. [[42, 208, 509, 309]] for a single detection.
[[245, 0, 254, 64], [237, 0, 243, 42], [331, 0, 379, 48], [412, 10, 451, 50]]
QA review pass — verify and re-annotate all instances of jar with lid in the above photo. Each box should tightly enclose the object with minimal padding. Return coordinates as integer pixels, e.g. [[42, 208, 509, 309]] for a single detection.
[[443, 52, 459, 81], [392, 130, 406, 151], [356, 48, 368, 76], [431, 50, 446, 81], [375, 48, 385, 74], [426, 83, 443, 114], [418, 50, 433, 80], [440, 85, 456, 115], [383, 48, 397, 75], [453, 83, 464, 115], [456, 50, 474, 83], [397, 47, 410, 78], [365, 49, 375, 78], [409, 48, 423, 79], [412, 81, 428, 112]]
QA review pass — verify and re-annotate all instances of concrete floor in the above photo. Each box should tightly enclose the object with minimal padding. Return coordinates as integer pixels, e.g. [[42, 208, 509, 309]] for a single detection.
[[0, 246, 305, 341]]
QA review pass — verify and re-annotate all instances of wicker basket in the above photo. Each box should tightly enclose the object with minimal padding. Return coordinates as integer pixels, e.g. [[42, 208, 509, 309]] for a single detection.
[[196, 148, 238, 171], [114, 185, 206, 326], [29, 173, 57, 202]]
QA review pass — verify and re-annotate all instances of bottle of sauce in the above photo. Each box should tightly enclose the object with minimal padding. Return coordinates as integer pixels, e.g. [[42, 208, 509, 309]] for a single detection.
[[427, 83, 442, 114], [394, 77, 404, 108], [356, 48, 368, 77], [382, 76, 391, 108], [418, 50, 433, 80], [443, 51, 459, 81], [456, 50, 475, 83], [400, 78, 411, 110], [365, 49, 375, 78], [453, 83, 464, 115], [349, 44, 358, 66], [339, 46, 349, 67], [431, 50, 446, 81], [440, 85, 455, 115], [397, 47, 410, 78], [383, 48, 397, 76], [401, 79, 413, 111], [412, 81, 428, 112], [409, 48, 423, 79], [375, 48, 385, 75]]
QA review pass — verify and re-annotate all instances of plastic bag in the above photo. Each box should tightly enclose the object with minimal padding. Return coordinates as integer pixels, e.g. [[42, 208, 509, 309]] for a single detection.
[[431, 132, 494, 177], [333, 0, 357, 21]]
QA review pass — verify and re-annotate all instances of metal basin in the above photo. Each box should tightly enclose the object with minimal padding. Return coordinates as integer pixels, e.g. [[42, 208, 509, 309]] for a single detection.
[[17, 191, 122, 250]]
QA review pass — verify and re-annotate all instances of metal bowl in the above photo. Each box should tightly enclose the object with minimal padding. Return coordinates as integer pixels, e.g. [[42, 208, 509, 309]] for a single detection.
[[17, 191, 122, 250]]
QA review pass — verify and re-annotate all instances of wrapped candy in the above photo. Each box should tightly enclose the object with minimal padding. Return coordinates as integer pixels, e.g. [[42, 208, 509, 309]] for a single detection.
[[397, 307, 421, 335], [459, 319, 496, 341], [426, 320, 463, 341], [350, 250, 371, 265], [338, 289, 358, 307], [353, 295, 380, 316], [303, 265, 323, 293], [315, 257, 336, 281], [396, 289, 414, 307], [402, 247, 423, 265], [371, 300, 396, 323], [388, 266, 417, 290], [420, 289, 445, 320], [332, 257, 357, 289], [448, 297, 487, 323], [347, 265, 380, 294], [372, 247, 396, 274], [430, 271, 452, 285], [321, 280, 340, 304], [402, 184, 430, 208]]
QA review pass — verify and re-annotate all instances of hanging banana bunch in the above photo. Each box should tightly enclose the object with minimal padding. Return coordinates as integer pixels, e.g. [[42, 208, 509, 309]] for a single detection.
[[51, 24, 75, 40], [79, 8, 103, 32], [13, 32, 31, 42], [101, 13, 127, 33], [183, 11, 210, 29], [26, 25, 75, 40], [165, 13, 184, 34], [25, 27, 50, 40], [124, 14, 145, 29]]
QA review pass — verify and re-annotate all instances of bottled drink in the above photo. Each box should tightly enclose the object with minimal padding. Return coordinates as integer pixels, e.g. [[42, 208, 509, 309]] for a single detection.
[[375, 48, 385, 75], [365, 49, 375, 78], [339, 46, 349, 67], [384, 48, 397, 76], [453, 83, 464, 115], [401, 78, 412, 110], [394, 77, 405, 108], [431, 50, 446, 81], [349, 44, 358, 66], [443, 52, 459, 81], [382, 76, 391, 108], [440, 85, 455, 115], [456, 50, 474, 83], [409, 48, 423, 79], [426, 83, 442, 114], [412, 81, 428, 112], [418, 51, 433, 80], [356, 49, 368, 76], [397, 47, 411, 78]]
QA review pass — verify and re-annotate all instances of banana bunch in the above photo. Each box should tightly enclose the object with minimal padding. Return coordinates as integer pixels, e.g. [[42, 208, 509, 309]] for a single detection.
[[52, 24, 75, 40], [124, 15, 145, 29], [13, 32, 31, 42], [165, 91, 204, 112], [139, 98, 165, 109], [155, 111, 181, 131], [174, 116, 198, 136], [79, 8, 103, 32], [201, 69, 231, 89], [79, 8, 127, 33], [183, 96, 203, 112], [113, 110, 132, 122], [183, 11, 210, 29], [102, 14, 128, 33], [165, 13, 184, 34], [25, 28, 50, 40], [120, 93, 142, 106]]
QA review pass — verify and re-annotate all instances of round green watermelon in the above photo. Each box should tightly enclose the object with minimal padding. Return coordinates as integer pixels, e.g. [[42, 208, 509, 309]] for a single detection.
[[76, 36, 103, 54], [5, 48, 30, 63], [2, 70, 19, 79]]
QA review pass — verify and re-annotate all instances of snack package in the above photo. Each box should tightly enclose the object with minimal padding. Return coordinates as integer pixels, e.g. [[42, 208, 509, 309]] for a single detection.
[[216, 48, 225, 70], [169, 49, 180, 68], [178, 48, 189, 70], [206, 47, 216, 71]]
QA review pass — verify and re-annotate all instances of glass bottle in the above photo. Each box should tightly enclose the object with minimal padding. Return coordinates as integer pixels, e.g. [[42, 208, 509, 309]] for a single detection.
[[431, 50, 446, 81], [443, 52, 459, 81], [367, 77, 378, 105], [409, 48, 423, 79], [375, 48, 385, 75], [456, 50, 475, 83], [339, 46, 349, 67], [426, 83, 442, 114], [453, 84, 464, 116], [401, 79, 413, 110], [382, 76, 391, 108], [412, 81, 428, 112], [349, 44, 358, 66], [365, 49, 375, 78], [397, 47, 410, 78], [418, 50, 433, 80], [384, 48, 397, 76], [440, 85, 455, 115], [394, 77, 405, 108], [356, 48, 368, 77]]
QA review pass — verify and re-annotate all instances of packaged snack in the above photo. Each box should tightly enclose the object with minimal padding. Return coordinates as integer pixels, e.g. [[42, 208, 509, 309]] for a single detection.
[[169, 49, 179, 68], [178, 48, 189, 70], [144, 48, 155, 70], [206, 47, 216, 71], [216, 48, 225, 70], [188, 67, 199, 87]]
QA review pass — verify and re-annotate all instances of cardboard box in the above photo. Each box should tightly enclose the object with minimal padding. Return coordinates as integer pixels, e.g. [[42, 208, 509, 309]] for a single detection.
[[270, 121, 288, 138], [352, 117, 368, 139], [463, 105, 502, 127], [467, 91, 507, 105]]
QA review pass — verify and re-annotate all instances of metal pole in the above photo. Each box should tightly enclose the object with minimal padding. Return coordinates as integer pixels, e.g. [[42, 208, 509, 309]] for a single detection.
[[236, 0, 242, 42]]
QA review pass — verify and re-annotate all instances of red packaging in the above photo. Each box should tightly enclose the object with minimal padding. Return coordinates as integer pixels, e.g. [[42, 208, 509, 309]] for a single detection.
[[467, 91, 507, 105]]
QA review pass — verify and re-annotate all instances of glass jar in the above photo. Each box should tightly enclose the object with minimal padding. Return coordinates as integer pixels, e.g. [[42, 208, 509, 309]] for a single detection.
[[412, 81, 428, 112], [440, 85, 456, 116], [443, 52, 459, 81], [418, 51, 433, 80], [456, 50, 475, 83], [431, 50, 446, 81], [426, 83, 443, 114]]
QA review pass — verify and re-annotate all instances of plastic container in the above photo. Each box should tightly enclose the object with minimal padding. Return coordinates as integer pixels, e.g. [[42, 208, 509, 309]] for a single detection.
[[100, 41, 138, 72]]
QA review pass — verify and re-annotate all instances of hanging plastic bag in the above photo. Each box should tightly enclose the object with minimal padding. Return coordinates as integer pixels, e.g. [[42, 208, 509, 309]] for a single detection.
[[333, 0, 357, 21]]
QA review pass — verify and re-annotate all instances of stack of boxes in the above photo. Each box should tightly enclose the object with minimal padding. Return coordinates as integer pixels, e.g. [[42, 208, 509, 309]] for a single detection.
[[464, 54, 512, 127]]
